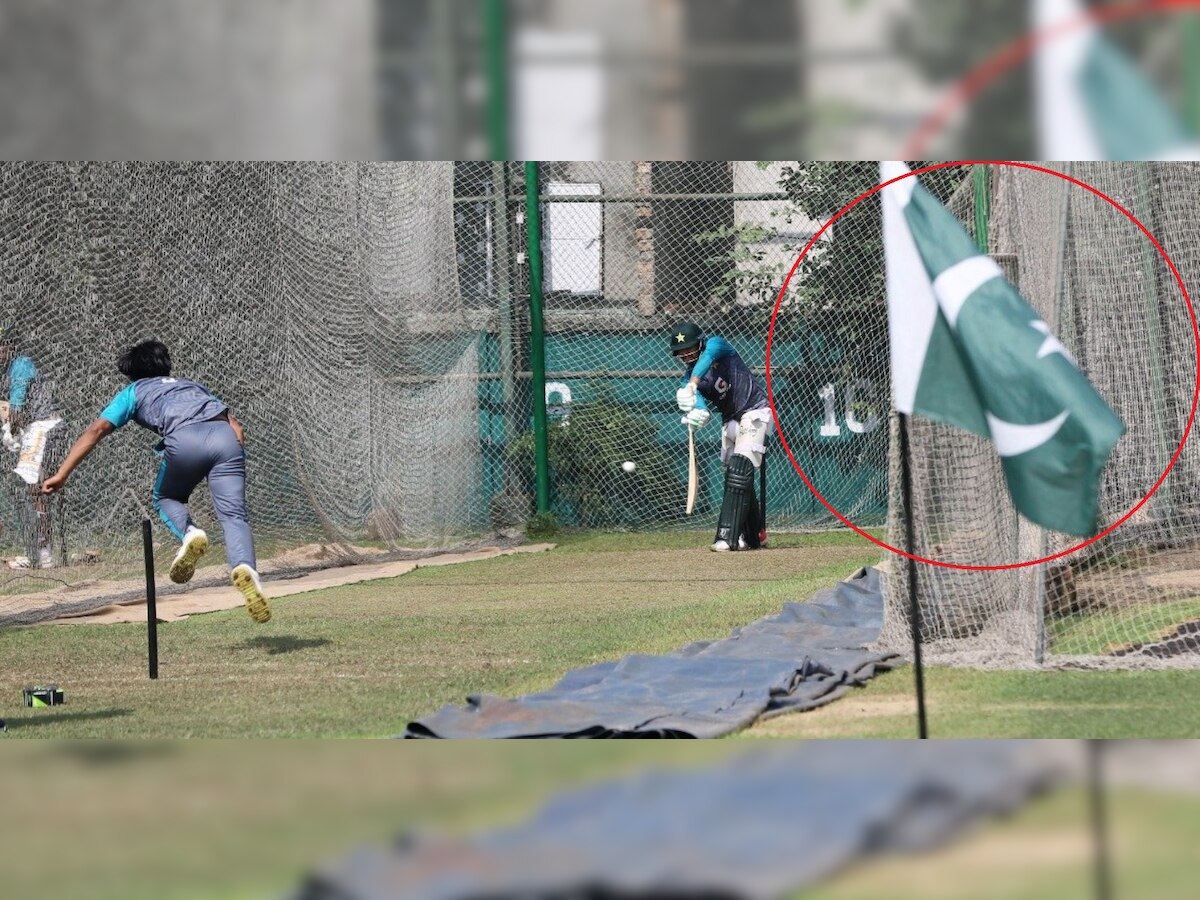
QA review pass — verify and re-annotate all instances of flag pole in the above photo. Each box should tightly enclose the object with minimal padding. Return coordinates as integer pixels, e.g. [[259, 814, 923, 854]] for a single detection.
[[1088, 741, 1114, 900], [897, 410, 929, 739]]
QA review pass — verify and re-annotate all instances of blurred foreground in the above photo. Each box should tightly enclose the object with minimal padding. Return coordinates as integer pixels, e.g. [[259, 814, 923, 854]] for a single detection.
[[2, 740, 1198, 899], [3, 1, 1199, 159]]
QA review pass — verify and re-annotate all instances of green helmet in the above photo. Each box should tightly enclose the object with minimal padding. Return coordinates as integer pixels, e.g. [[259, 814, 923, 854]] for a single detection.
[[669, 321, 705, 356]]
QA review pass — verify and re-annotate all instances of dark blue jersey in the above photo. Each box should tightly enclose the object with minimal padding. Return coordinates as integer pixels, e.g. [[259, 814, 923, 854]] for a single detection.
[[100, 377, 228, 438], [680, 336, 768, 423]]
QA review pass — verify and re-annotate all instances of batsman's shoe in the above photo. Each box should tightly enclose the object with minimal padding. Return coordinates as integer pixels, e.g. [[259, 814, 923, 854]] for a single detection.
[[169, 528, 209, 584], [231, 564, 271, 623], [712, 537, 750, 552]]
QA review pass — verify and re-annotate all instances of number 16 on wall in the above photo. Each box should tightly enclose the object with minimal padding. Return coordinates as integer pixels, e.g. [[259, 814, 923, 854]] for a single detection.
[[818, 379, 883, 438]]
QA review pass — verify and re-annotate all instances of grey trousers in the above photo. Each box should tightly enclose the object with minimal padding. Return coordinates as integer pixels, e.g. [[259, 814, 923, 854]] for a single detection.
[[152, 420, 256, 570]]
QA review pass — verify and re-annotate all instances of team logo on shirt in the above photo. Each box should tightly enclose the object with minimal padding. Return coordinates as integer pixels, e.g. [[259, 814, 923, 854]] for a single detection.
[[714, 376, 729, 395]]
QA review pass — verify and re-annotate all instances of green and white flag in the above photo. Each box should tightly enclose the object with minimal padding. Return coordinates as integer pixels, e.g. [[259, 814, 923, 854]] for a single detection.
[[882, 161, 1125, 537], [1035, 0, 1200, 160]]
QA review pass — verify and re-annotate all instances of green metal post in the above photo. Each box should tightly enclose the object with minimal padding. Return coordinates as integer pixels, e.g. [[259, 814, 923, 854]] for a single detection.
[[972, 165, 990, 253], [492, 161, 516, 473], [1184, 12, 1200, 135], [432, 0, 458, 156], [483, 0, 510, 160], [525, 162, 551, 514]]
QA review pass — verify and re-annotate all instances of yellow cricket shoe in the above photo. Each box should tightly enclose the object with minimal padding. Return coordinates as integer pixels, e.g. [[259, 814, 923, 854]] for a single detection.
[[168, 528, 209, 584], [231, 564, 271, 623]]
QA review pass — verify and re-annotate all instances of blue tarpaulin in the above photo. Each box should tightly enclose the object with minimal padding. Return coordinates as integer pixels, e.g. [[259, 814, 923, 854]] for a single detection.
[[405, 566, 901, 739], [295, 741, 1063, 899]]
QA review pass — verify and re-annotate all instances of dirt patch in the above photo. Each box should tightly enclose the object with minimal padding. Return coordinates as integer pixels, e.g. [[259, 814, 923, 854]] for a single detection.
[[1073, 544, 1200, 612], [2, 541, 553, 627]]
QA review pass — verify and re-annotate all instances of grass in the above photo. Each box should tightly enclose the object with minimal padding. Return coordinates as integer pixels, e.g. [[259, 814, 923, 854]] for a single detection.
[[800, 783, 1200, 900], [0, 530, 879, 738], [3, 528, 1200, 739], [2, 741, 1198, 900], [1048, 596, 1200, 656], [745, 663, 1200, 738], [0, 742, 740, 900]]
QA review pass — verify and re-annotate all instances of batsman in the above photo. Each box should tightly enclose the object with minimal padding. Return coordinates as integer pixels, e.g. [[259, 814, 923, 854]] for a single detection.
[[670, 322, 772, 551]]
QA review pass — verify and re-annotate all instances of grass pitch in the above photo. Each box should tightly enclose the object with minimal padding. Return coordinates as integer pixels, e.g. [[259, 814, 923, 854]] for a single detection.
[[2, 529, 1200, 738]]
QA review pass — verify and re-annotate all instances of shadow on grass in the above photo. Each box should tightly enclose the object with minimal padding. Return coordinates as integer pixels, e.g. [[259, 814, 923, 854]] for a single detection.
[[46, 741, 181, 765], [2, 708, 133, 731], [234, 635, 333, 655]]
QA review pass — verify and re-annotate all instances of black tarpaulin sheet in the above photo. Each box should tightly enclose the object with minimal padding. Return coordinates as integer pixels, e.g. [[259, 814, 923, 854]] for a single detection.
[[405, 566, 902, 739], [295, 742, 1063, 900]]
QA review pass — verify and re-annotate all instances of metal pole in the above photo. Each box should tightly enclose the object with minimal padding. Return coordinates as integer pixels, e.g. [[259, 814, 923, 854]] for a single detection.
[[1088, 741, 1114, 900], [142, 518, 158, 680], [898, 413, 928, 739], [431, 0, 458, 157], [483, 0, 510, 160], [454, 191, 793, 204], [1184, 12, 1200, 135], [525, 162, 551, 514], [492, 162, 516, 487], [972, 165, 990, 253], [1136, 162, 1171, 524]]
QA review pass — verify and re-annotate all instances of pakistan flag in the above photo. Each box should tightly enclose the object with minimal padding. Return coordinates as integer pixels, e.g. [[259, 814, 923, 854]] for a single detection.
[[881, 161, 1125, 537]]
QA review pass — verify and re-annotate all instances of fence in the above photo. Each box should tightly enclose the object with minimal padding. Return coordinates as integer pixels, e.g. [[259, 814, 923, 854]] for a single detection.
[[878, 162, 1200, 668], [5, 160, 1200, 672], [0, 161, 892, 623]]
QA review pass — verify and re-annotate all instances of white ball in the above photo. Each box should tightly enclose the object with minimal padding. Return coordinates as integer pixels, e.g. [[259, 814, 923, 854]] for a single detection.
[[621, 461, 637, 473]]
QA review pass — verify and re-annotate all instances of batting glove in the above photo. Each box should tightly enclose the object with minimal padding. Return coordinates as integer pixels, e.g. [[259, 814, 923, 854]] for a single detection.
[[676, 383, 697, 412], [681, 408, 711, 430]]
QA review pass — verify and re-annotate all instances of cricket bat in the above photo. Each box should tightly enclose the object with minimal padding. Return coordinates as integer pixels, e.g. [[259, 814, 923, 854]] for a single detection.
[[686, 424, 698, 515]]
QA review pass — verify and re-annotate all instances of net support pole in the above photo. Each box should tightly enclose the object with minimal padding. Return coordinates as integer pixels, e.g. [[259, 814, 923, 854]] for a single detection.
[[142, 518, 159, 680], [1185, 11, 1200, 134], [492, 161, 517, 490], [897, 412, 928, 739], [432, 0, 459, 157], [1135, 162, 1171, 523], [483, 0, 510, 160], [524, 161, 551, 515], [1088, 741, 1113, 900], [972, 165, 990, 253]]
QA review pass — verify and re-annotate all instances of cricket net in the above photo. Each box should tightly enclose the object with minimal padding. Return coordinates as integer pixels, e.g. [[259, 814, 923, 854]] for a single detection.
[[526, 161, 891, 533], [1, 161, 896, 624], [878, 162, 1200, 668], [0, 162, 494, 623]]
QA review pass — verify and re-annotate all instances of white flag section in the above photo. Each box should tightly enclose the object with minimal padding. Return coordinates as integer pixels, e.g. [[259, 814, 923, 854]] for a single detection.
[[881, 161, 1125, 537], [1033, 0, 1200, 160]]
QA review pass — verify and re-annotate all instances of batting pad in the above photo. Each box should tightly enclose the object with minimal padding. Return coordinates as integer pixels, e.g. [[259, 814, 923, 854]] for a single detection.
[[13, 418, 62, 485]]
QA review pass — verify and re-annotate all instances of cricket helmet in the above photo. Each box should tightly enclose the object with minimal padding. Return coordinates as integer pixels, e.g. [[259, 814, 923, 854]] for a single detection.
[[669, 321, 705, 356]]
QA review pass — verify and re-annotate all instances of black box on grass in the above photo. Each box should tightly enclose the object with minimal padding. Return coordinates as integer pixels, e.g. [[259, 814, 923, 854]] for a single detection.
[[22, 685, 64, 707]]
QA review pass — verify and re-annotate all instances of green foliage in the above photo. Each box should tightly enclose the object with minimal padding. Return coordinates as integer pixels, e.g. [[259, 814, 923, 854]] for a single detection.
[[693, 161, 970, 371], [693, 221, 784, 319], [524, 511, 561, 539], [510, 385, 678, 528]]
